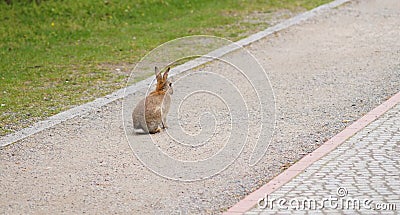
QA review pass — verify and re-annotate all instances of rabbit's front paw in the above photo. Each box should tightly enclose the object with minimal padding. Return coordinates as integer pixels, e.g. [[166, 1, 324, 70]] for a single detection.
[[162, 121, 168, 129]]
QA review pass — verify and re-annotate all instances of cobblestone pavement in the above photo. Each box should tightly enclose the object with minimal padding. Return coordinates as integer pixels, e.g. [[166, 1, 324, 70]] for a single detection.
[[246, 103, 400, 214]]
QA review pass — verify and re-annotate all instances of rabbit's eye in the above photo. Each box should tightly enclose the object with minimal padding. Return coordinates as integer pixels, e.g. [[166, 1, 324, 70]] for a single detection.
[[169, 83, 172, 87]]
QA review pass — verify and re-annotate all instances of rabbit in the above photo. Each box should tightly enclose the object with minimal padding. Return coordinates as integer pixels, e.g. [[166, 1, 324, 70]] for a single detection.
[[132, 67, 173, 134]]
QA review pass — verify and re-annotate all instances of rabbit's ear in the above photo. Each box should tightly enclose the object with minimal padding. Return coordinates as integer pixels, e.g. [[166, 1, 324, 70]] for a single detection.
[[163, 67, 170, 80], [155, 66, 162, 81], [155, 66, 162, 77]]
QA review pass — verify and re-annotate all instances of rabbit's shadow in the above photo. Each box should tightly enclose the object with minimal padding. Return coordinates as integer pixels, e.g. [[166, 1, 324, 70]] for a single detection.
[[133, 130, 149, 136]]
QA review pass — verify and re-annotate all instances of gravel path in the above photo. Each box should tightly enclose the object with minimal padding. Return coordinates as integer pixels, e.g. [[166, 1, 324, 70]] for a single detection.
[[1, 0, 399, 214]]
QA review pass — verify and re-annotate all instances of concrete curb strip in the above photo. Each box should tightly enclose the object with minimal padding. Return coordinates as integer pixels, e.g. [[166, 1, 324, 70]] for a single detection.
[[0, 0, 351, 147]]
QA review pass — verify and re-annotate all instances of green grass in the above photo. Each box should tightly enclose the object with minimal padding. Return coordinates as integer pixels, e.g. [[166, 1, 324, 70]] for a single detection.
[[0, 0, 331, 136]]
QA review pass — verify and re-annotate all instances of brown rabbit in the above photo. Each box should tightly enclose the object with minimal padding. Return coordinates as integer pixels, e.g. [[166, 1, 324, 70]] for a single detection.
[[132, 67, 173, 134]]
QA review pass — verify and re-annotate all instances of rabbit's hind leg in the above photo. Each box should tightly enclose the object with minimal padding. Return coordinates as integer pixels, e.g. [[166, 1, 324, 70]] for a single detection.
[[149, 127, 161, 134], [147, 122, 160, 134], [133, 120, 140, 130]]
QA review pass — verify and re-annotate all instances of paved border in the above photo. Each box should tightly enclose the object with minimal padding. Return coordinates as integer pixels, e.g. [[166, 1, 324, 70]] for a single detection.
[[0, 0, 351, 147], [223, 91, 400, 214]]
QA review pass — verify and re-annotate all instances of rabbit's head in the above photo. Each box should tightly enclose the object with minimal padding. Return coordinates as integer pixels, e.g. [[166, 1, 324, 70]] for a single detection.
[[155, 67, 173, 95]]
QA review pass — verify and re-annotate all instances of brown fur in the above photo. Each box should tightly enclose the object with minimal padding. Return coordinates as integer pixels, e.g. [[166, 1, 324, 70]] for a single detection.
[[132, 67, 173, 134]]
